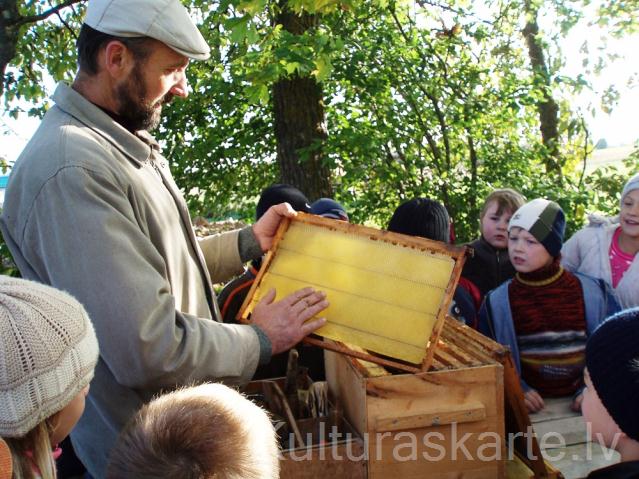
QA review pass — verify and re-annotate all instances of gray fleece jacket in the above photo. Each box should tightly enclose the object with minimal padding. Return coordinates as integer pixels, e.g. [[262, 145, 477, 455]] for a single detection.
[[562, 215, 639, 310]]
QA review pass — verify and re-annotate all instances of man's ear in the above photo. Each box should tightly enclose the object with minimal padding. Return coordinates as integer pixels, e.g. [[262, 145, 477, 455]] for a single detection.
[[103, 40, 133, 79]]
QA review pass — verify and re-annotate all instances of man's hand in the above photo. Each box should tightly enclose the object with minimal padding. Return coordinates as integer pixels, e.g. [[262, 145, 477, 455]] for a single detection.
[[252, 287, 328, 355], [253, 203, 297, 252], [524, 389, 545, 413]]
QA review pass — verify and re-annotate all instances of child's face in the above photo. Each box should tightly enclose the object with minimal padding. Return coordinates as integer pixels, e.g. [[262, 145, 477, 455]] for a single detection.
[[620, 189, 639, 239], [508, 227, 553, 273], [49, 385, 90, 445], [582, 369, 623, 448], [481, 201, 513, 249]]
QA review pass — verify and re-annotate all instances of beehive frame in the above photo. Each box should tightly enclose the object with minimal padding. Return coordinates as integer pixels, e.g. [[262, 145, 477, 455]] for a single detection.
[[238, 213, 467, 373]]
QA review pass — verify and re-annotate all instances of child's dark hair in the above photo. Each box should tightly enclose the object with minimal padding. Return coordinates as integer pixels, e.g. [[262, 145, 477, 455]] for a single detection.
[[387, 198, 450, 243]]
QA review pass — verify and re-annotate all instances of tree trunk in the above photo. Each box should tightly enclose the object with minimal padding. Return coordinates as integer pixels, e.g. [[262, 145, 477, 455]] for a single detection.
[[0, 0, 20, 96], [272, 3, 332, 201], [522, 1, 563, 182]]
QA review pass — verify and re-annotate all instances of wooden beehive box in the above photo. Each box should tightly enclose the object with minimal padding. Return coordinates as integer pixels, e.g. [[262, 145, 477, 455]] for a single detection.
[[238, 214, 564, 477], [326, 317, 506, 478]]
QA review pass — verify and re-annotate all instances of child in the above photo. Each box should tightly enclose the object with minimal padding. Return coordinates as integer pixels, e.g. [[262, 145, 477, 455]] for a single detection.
[[562, 172, 639, 309], [0, 276, 99, 479], [310, 197, 349, 221], [462, 188, 526, 300], [478, 199, 619, 413], [106, 382, 280, 479], [387, 198, 478, 326], [582, 308, 639, 478]]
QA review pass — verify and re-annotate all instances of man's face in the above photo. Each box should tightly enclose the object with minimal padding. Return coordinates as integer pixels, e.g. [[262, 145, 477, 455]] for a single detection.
[[115, 42, 189, 132]]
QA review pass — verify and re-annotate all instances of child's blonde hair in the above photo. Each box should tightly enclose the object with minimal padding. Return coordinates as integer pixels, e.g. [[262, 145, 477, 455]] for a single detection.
[[106, 383, 280, 479], [0, 277, 99, 479], [480, 188, 526, 219]]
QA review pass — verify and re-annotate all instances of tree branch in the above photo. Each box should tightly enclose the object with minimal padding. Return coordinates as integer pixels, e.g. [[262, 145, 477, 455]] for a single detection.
[[13, 0, 83, 28]]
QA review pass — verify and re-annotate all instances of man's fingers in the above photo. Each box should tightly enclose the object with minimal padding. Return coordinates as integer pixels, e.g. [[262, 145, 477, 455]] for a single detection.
[[287, 287, 316, 306], [258, 288, 277, 306], [300, 317, 327, 336], [272, 202, 297, 218], [298, 298, 329, 322]]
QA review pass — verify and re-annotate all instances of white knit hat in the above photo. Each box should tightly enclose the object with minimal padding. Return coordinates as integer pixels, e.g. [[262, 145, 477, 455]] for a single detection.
[[621, 172, 639, 207], [0, 277, 99, 437]]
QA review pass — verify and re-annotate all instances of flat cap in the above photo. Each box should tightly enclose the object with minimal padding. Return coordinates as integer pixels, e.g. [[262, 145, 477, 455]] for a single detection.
[[85, 0, 210, 60]]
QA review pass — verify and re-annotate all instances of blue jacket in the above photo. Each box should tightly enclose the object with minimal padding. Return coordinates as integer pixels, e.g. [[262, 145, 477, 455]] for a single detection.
[[478, 272, 620, 391]]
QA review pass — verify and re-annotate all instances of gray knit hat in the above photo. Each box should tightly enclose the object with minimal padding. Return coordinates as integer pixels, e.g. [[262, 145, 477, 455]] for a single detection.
[[0, 277, 99, 437], [621, 172, 639, 207]]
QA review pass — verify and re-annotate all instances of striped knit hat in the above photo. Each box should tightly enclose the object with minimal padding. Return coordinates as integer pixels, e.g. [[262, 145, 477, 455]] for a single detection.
[[0, 277, 99, 437], [586, 308, 639, 442], [508, 198, 566, 257]]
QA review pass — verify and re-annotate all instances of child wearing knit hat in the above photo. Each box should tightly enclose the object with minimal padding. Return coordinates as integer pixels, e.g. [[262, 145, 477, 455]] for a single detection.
[[0, 276, 99, 479], [387, 198, 479, 326], [478, 199, 619, 413], [562, 172, 639, 309], [582, 308, 639, 478]]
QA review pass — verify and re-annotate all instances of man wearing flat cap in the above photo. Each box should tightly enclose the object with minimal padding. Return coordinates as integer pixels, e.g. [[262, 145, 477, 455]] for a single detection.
[[0, 0, 328, 476]]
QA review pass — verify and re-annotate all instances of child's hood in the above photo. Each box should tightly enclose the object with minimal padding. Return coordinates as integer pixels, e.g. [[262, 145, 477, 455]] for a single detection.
[[586, 213, 619, 228]]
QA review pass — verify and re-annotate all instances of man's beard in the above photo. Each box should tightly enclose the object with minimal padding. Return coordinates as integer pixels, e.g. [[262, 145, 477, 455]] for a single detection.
[[115, 64, 173, 132]]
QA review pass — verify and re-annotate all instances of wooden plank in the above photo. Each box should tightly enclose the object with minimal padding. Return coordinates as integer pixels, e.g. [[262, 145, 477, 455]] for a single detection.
[[365, 366, 505, 478], [439, 317, 498, 365], [436, 337, 482, 367], [431, 345, 464, 368], [375, 401, 486, 432], [237, 216, 290, 322], [280, 440, 367, 479], [325, 350, 368, 436], [541, 442, 618, 479], [306, 337, 420, 374], [529, 396, 580, 424], [342, 343, 391, 378], [506, 451, 565, 479], [421, 249, 467, 371], [533, 416, 588, 447]]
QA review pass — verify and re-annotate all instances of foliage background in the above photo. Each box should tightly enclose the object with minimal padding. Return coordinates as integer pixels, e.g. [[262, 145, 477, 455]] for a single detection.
[[1, 0, 638, 277]]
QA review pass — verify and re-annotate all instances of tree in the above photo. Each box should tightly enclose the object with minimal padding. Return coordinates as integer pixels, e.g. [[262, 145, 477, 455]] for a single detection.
[[1, 0, 637, 240], [271, 1, 332, 200]]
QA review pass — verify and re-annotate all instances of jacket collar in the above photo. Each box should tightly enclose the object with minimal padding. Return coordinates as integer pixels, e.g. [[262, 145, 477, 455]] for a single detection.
[[51, 82, 161, 166]]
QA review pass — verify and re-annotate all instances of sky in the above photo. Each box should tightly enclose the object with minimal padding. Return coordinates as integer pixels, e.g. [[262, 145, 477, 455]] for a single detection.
[[1, 7, 637, 166]]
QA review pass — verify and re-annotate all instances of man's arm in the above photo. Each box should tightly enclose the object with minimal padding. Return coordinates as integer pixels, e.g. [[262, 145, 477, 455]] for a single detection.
[[18, 166, 262, 387]]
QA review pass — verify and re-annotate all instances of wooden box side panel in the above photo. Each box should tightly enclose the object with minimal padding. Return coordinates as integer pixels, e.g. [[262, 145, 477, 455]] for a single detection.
[[325, 350, 368, 436], [365, 365, 505, 478], [280, 441, 367, 479]]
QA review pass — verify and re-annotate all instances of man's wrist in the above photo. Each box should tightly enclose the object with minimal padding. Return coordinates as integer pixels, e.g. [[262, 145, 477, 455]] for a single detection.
[[238, 227, 263, 263], [249, 324, 273, 365]]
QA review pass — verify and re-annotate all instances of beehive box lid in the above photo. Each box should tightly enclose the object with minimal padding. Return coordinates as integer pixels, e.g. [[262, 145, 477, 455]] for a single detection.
[[238, 213, 466, 372]]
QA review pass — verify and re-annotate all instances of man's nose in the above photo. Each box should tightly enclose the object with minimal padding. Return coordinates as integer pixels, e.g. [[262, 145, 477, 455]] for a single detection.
[[170, 72, 189, 98]]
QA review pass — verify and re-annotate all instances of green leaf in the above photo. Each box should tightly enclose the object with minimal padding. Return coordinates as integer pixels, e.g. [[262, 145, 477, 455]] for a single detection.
[[313, 54, 333, 82]]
